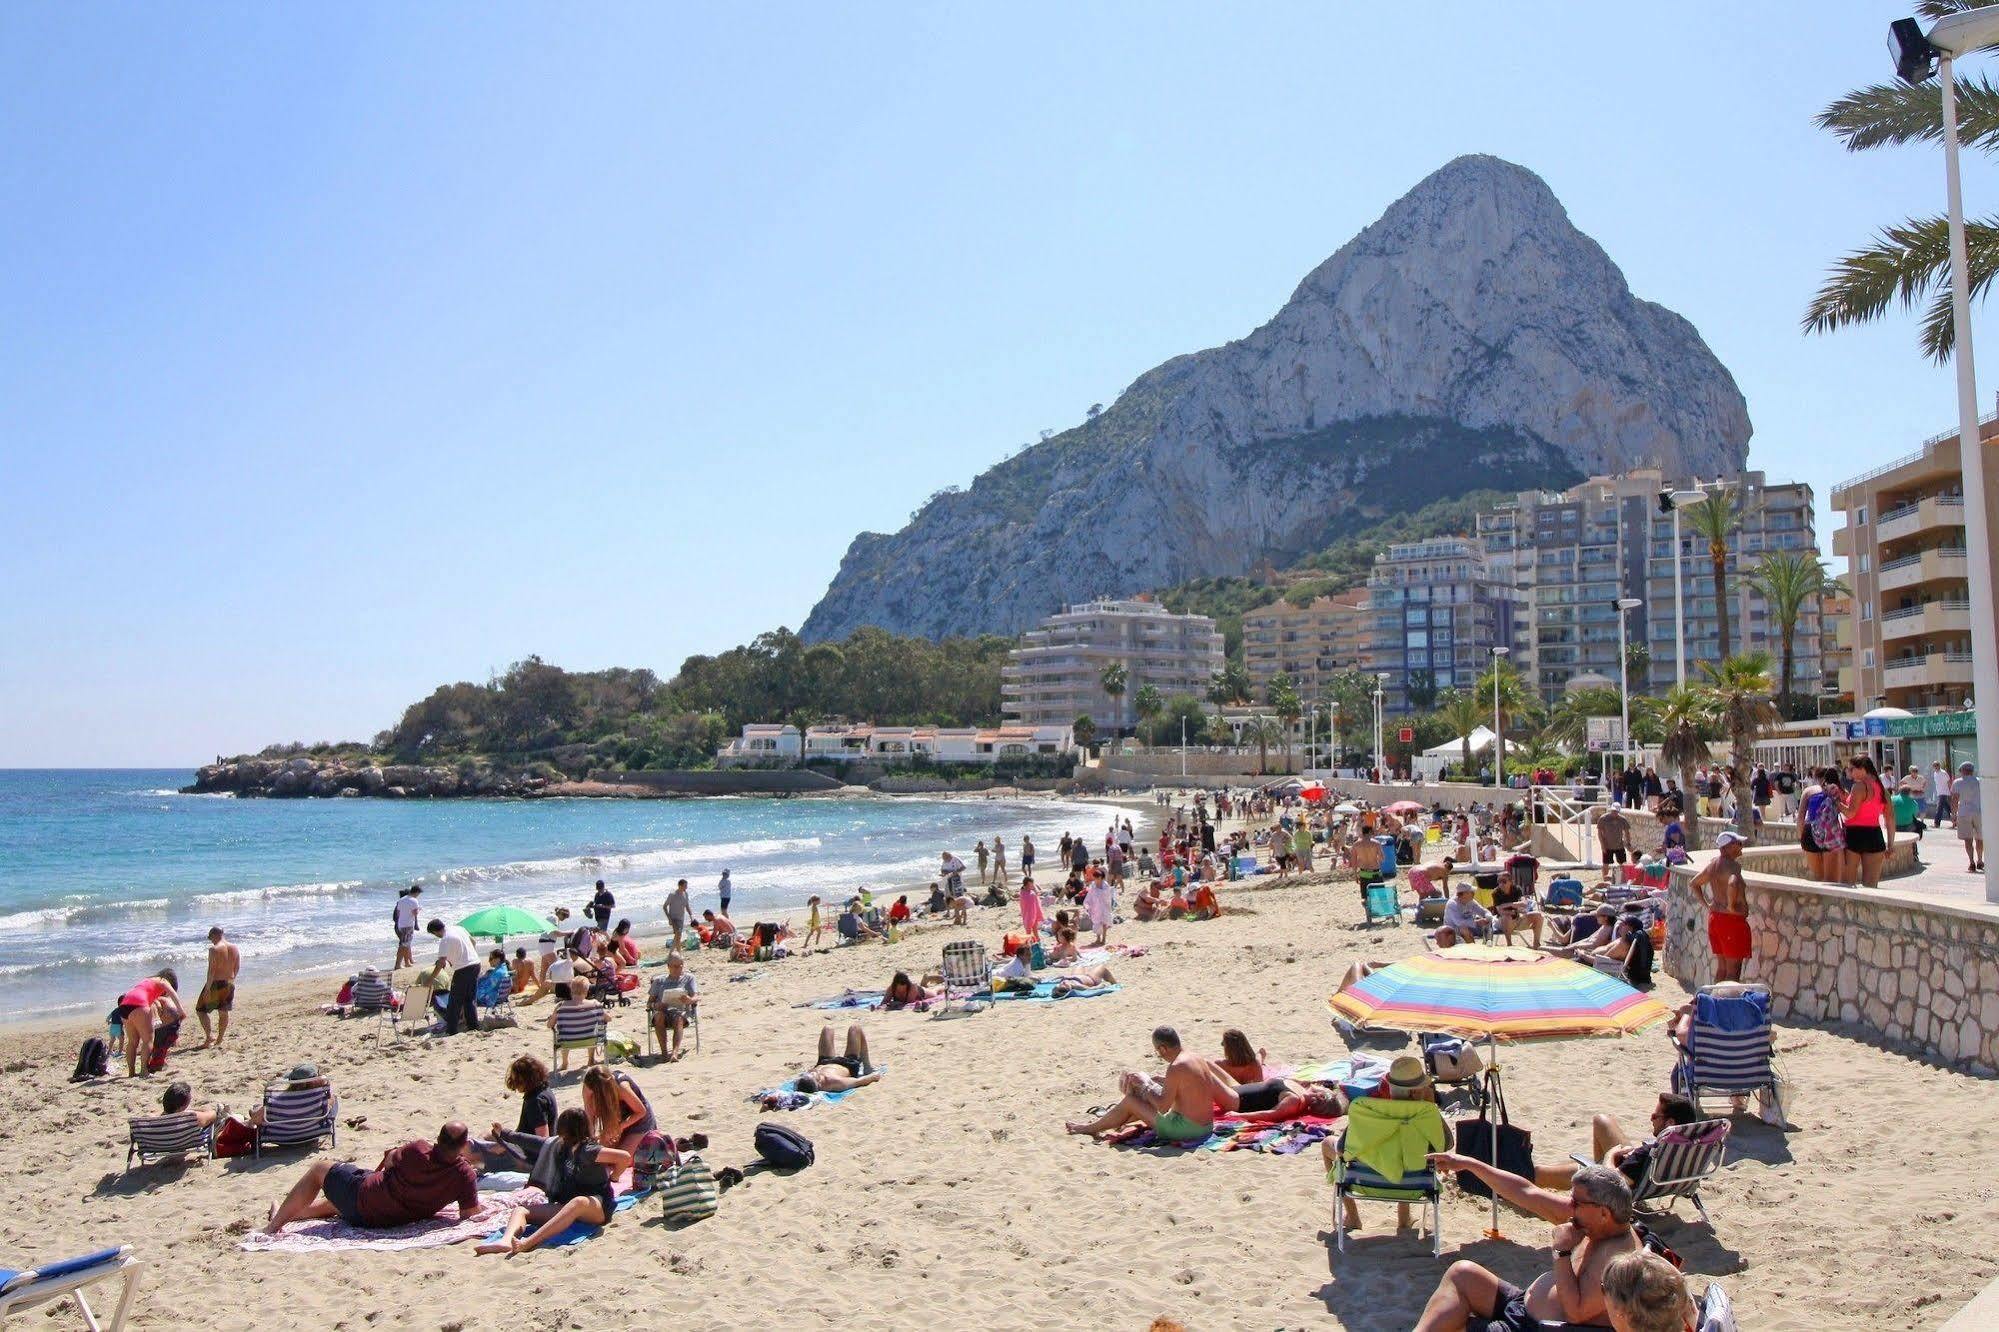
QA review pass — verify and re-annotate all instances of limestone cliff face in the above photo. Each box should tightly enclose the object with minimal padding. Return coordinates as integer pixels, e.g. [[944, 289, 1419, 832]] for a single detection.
[[801, 155, 1750, 642]]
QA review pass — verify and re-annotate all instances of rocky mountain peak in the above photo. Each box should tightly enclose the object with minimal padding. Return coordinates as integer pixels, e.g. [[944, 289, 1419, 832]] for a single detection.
[[801, 156, 1751, 644]]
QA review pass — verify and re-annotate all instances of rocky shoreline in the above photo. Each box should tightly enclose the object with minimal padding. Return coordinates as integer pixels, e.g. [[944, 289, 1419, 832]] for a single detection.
[[184, 756, 1131, 799]]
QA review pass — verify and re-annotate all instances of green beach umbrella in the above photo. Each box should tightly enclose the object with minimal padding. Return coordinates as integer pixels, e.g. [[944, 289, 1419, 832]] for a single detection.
[[458, 905, 555, 940]]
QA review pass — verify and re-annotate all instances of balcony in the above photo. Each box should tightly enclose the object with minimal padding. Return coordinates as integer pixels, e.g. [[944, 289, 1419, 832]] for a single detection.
[[1877, 493, 1965, 545], [1882, 651, 1975, 687], [1876, 547, 1969, 594], [1879, 600, 1972, 643]]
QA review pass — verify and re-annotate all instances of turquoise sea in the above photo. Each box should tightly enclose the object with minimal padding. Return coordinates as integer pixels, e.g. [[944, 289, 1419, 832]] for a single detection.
[[0, 770, 1110, 1022]]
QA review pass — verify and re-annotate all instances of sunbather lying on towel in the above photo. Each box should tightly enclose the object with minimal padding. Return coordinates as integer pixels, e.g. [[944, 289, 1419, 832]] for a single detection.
[[881, 971, 941, 1010], [260, 1122, 479, 1234], [794, 1024, 883, 1094], [1226, 1077, 1343, 1123], [477, 1109, 632, 1257], [1064, 1025, 1229, 1143]]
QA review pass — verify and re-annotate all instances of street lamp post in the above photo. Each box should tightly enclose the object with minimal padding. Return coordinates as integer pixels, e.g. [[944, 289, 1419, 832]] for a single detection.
[[1373, 675, 1388, 783], [1490, 645, 1511, 795], [1891, 11, 1999, 905], [1616, 597, 1643, 786], [1659, 486, 1708, 691]]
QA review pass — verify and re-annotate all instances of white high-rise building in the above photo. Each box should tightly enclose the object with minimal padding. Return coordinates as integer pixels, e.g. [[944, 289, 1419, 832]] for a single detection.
[[1002, 599, 1224, 730]]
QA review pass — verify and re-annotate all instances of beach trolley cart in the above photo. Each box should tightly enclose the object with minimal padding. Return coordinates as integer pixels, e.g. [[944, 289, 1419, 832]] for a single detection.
[[0, 1246, 144, 1331]]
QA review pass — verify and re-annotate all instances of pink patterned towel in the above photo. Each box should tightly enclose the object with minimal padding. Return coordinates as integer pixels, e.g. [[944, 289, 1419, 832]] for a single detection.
[[239, 1191, 527, 1253]]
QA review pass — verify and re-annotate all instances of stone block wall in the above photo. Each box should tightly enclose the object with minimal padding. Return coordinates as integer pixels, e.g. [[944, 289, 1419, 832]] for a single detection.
[[1664, 845, 1999, 1074]]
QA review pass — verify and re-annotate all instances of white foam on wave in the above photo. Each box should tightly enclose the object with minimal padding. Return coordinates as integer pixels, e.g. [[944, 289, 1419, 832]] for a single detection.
[[190, 880, 362, 908], [0, 898, 174, 932]]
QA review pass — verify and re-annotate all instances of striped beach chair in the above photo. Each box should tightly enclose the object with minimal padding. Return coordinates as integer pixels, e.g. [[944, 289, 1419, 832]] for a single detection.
[[1570, 1118, 1731, 1227], [934, 941, 992, 1017], [348, 971, 397, 1031], [125, 1111, 213, 1169], [1675, 985, 1781, 1121], [254, 1085, 337, 1159], [1330, 1098, 1447, 1258], [0, 1247, 143, 1331], [550, 1001, 608, 1068]]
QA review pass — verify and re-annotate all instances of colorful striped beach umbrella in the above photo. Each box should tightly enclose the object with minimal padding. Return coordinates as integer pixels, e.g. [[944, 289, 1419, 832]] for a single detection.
[[1326, 947, 1670, 1043]]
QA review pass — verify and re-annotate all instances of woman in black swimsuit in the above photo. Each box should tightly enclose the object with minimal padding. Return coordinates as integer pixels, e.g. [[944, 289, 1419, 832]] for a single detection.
[[478, 1108, 630, 1256]]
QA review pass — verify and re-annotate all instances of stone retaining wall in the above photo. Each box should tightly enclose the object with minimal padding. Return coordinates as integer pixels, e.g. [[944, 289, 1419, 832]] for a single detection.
[[1663, 838, 1998, 1074], [586, 769, 844, 794]]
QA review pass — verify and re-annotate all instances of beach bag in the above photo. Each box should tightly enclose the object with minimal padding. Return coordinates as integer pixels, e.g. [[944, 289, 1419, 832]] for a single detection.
[[630, 1130, 677, 1192], [71, 1036, 108, 1082], [1423, 1035, 1484, 1084], [1451, 1072, 1533, 1197], [754, 1122, 815, 1171], [1807, 790, 1844, 849], [605, 1031, 639, 1062], [1414, 898, 1446, 927], [214, 1115, 256, 1159], [658, 1152, 718, 1226]]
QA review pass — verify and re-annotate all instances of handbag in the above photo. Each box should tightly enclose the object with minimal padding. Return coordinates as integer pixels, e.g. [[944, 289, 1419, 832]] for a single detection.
[[1451, 1070, 1533, 1197]]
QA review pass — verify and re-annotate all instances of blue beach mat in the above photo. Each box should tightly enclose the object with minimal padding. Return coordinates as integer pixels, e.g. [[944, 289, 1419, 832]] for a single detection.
[[993, 981, 1121, 1002], [479, 1189, 640, 1249]]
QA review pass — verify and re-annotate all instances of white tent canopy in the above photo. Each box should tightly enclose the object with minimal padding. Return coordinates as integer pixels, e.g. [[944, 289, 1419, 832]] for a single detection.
[[1422, 725, 1496, 758]]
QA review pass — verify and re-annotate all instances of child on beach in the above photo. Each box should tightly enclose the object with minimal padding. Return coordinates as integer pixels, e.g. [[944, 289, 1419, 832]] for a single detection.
[[803, 896, 823, 952]]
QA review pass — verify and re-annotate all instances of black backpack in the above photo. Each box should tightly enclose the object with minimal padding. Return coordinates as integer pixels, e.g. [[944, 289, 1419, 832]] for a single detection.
[[72, 1035, 109, 1082], [754, 1122, 815, 1170]]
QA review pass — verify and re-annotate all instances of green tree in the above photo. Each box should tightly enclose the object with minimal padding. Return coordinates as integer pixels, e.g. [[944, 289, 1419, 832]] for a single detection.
[[1206, 662, 1252, 706], [1432, 689, 1485, 780], [1071, 713, 1098, 752], [1703, 653, 1782, 837], [1132, 683, 1164, 743], [1681, 487, 1745, 663], [1751, 552, 1845, 717], [1324, 668, 1378, 763], [1099, 661, 1129, 737], [1404, 667, 1440, 712], [1474, 657, 1538, 781], [1806, 0, 1999, 362], [1539, 685, 1624, 751], [1657, 684, 1720, 851], [1146, 694, 1208, 749], [1246, 715, 1282, 776], [1267, 674, 1302, 769], [1624, 639, 1652, 695]]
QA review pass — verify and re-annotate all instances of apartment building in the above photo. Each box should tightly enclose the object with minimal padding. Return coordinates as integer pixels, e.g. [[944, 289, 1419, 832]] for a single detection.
[[1365, 537, 1512, 714], [1242, 588, 1369, 698], [1001, 598, 1225, 730], [1820, 592, 1851, 708], [1479, 469, 1821, 704], [1831, 415, 1999, 712]]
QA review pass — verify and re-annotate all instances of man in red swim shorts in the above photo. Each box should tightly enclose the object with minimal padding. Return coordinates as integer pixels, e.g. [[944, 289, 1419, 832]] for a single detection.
[[1691, 830, 1752, 982]]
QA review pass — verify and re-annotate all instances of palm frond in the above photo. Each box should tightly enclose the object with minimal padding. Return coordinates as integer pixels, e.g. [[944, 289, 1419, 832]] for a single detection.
[[1816, 76, 1999, 155], [1918, 0, 1999, 20], [1802, 215, 1999, 357], [1919, 231, 1999, 355]]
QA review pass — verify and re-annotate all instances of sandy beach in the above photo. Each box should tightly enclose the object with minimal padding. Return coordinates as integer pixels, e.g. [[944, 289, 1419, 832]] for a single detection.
[[6, 820, 1996, 1332]]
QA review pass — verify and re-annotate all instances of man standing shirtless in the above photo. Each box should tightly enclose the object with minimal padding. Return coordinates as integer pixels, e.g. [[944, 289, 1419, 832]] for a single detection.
[[1691, 830, 1752, 983], [1064, 1026, 1230, 1143], [196, 926, 240, 1049]]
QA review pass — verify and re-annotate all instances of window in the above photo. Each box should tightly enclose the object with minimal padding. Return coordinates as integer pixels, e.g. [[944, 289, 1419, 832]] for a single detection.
[[1863, 648, 1875, 668], [1407, 630, 1429, 649], [1861, 600, 1873, 621], [1856, 505, 1868, 525], [1859, 553, 1871, 574]]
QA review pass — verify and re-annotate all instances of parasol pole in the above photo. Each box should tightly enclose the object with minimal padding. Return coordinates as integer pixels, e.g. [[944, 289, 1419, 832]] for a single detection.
[[1485, 1035, 1503, 1238]]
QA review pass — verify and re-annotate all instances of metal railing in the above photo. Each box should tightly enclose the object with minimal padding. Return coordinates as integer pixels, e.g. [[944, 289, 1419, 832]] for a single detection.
[[1831, 409, 1999, 505]]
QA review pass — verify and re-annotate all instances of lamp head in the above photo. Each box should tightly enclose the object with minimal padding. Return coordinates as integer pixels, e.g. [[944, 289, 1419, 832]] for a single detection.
[[1920, 8, 1999, 60], [1890, 18, 1938, 83], [1617, 598, 1643, 611]]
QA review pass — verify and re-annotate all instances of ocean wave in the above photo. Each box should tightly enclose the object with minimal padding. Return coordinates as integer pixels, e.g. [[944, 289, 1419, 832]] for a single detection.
[[0, 898, 174, 932], [190, 880, 363, 908], [430, 836, 825, 886]]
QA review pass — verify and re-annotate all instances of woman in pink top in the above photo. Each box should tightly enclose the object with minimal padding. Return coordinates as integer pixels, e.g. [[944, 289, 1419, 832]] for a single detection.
[[113, 969, 185, 1077], [1841, 756, 1892, 887]]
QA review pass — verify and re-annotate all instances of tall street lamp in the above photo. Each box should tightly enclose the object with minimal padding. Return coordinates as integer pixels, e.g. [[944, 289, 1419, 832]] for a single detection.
[[1616, 597, 1643, 784], [1490, 645, 1510, 794], [1373, 674, 1387, 783], [1890, 11, 1999, 905], [1657, 485, 1709, 691]]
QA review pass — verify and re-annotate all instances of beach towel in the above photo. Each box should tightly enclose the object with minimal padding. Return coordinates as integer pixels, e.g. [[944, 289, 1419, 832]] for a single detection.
[[1343, 1099, 1449, 1184], [1216, 1114, 1341, 1155], [991, 981, 1120, 1003], [751, 1065, 886, 1112], [477, 1186, 641, 1249], [1108, 1121, 1236, 1151], [797, 989, 883, 1011], [240, 1197, 510, 1253]]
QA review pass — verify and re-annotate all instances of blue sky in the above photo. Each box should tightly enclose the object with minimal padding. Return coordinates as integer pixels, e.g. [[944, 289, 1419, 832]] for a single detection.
[[2, 3, 1990, 766]]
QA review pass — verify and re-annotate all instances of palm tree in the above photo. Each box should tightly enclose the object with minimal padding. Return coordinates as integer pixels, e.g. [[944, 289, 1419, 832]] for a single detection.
[[1247, 715, 1283, 777], [1751, 552, 1846, 718], [1434, 689, 1484, 780], [1807, 0, 1999, 362], [1099, 661, 1128, 740], [1703, 654, 1782, 837], [1474, 657, 1538, 783], [1207, 662, 1252, 706], [1267, 675, 1302, 771], [1405, 667, 1440, 712], [1132, 683, 1163, 747], [1657, 685, 1719, 851], [1681, 487, 1744, 662]]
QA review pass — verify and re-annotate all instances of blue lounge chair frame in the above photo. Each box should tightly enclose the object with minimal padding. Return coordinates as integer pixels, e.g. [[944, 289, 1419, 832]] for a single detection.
[[0, 1246, 143, 1331]]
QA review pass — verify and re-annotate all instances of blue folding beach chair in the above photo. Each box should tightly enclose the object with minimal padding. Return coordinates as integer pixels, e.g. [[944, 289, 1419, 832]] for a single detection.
[[254, 1085, 337, 1159], [1544, 877, 1585, 909], [1361, 882, 1402, 927], [1330, 1099, 1447, 1258], [125, 1110, 213, 1169], [1675, 985, 1782, 1121], [0, 1246, 143, 1331]]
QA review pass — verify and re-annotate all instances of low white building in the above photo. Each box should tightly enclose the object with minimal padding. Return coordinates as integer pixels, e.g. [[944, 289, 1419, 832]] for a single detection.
[[717, 722, 1074, 767]]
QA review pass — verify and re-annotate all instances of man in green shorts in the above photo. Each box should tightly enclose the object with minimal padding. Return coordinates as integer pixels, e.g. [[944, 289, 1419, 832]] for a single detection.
[[1064, 1026, 1229, 1142]]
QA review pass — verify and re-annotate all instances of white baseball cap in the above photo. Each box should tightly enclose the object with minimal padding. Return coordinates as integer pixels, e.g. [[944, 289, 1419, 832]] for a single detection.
[[1715, 831, 1746, 848]]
